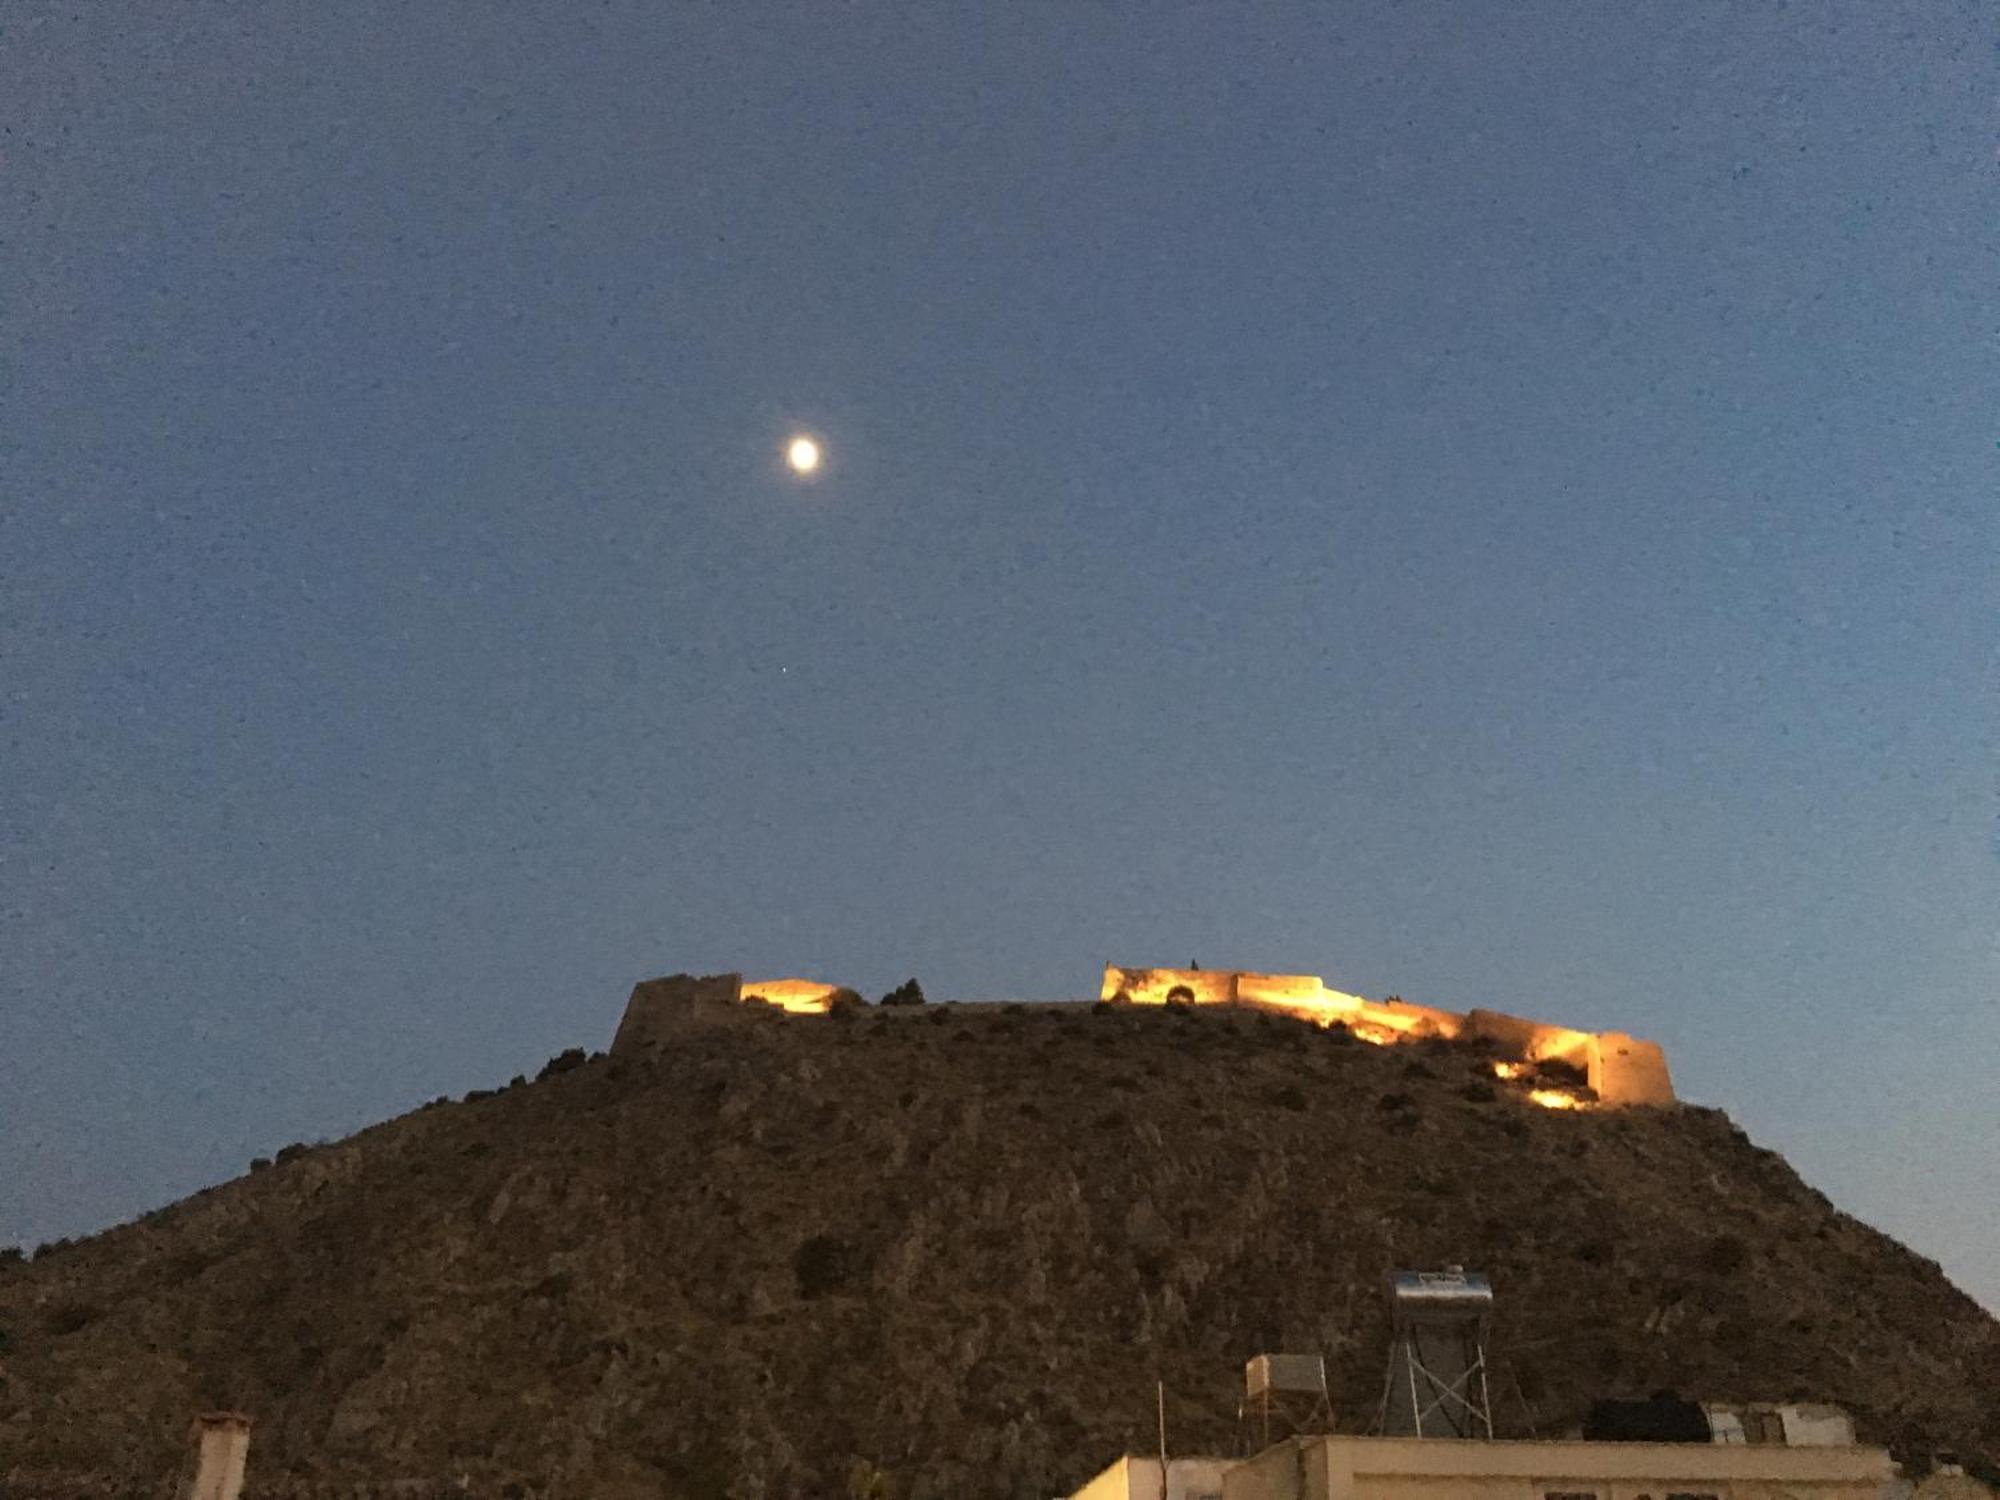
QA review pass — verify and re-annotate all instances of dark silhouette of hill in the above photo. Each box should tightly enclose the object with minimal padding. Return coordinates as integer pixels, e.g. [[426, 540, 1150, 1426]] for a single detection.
[[3, 1001, 1995, 1499]]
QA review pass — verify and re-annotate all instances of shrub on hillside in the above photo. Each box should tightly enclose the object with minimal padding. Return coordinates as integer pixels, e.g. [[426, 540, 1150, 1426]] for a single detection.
[[1534, 1057, 1589, 1090], [1702, 1234, 1750, 1277], [536, 1048, 588, 1081], [880, 979, 926, 1007], [46, 1302, 100, 1336], [794, 1234, 861, 1299], [846, 1457, 899, 1500], [274, 1142, 310, 1166]]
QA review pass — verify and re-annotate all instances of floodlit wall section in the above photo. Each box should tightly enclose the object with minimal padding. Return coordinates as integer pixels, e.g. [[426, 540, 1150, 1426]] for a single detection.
[[1104, 968, 1674, 1105], [1236, 975, 1462, 1042], [741, 979, 842, 1014], [1460, 1010, 1594, 1068], [1069, 1456, 1232, 1500], [610, 964, 1673, 1105], [1462, 1014, 1674, 1107], [1102, 966, 1242, 1007], [1100, 966, 1462, 1043], [611, 973, 864, 1055], [1590, 1032, 1675, 1108], [1221, 1436, 1895, 1500]]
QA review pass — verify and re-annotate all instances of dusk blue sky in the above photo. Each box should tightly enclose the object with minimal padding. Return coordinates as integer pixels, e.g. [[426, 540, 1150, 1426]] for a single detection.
[[5, 5, 1996, 1311]]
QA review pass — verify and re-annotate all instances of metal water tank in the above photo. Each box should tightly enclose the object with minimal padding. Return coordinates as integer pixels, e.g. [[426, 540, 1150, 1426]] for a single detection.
[[1246, 1353, 1327, 1398]]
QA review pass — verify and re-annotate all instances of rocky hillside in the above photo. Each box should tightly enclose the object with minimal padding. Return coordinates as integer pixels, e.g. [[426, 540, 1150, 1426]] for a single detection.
[[3, 1000, 1995, 1499]]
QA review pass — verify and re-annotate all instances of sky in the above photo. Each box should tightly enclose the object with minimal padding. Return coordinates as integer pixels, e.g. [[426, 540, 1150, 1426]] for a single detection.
[[4, 5, 1995, 1311]]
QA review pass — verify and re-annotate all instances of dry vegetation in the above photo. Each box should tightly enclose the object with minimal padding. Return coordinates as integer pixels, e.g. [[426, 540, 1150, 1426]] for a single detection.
[[2, 1002, 1995, 1500]]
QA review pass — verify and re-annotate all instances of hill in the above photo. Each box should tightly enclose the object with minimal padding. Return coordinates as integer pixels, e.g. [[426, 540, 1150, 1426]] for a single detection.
[[2, 998, 1995, 1499]]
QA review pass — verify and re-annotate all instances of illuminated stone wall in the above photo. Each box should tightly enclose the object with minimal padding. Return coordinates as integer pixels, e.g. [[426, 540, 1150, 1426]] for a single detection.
[[740, 979, 852, 1015], [1591, 1031, 1675, 1107], [1101, 965, 1675, 1106], [610, 973, 861, 1056], [610, 965, 1676, 1106], [1100, 966, 1240, 1007]]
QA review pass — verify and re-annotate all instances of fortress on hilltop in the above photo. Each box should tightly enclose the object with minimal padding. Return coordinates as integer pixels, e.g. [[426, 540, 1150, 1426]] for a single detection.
[[612, 962, 1675, 1107]]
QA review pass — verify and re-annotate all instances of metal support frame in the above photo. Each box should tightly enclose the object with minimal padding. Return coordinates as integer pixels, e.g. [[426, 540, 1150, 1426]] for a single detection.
[[1240, 1354, 1334, 1453], [1375, 1269, 1497, 1440], [1395, 1321, 1494, 1438]]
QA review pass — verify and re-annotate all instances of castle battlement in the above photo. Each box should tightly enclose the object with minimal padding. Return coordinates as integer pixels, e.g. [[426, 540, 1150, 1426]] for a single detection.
[[609, 964, 1675, 1108]]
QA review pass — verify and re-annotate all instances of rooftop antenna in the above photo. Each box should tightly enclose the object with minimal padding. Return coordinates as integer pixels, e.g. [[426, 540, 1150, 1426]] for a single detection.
[[1376, 1268, 1495, 1439]]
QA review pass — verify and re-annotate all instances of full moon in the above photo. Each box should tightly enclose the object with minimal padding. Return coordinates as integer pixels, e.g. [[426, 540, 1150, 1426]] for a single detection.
[[786, 436, 821, 475]]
